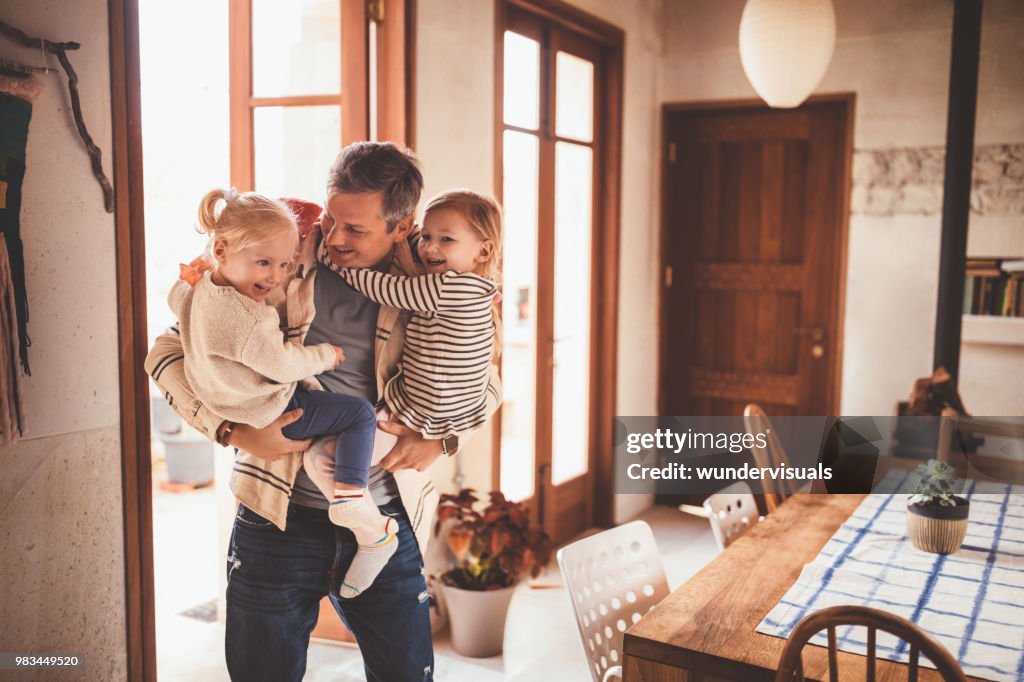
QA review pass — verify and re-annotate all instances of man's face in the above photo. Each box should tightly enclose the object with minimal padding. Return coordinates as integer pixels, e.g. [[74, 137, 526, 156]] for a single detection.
[[320, 191, 410, 269]]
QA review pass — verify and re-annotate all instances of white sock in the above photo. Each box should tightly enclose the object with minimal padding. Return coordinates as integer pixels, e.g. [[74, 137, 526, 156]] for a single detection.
[[328, 491, 384, 530], [338, 519, 399, 598]]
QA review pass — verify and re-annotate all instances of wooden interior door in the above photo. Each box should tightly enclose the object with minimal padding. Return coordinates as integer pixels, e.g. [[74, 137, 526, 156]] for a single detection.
[[660, 100, 851, 418]]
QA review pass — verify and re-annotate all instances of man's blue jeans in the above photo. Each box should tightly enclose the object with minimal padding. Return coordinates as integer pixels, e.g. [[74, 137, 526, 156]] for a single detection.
[[225, 499, 433, 681]]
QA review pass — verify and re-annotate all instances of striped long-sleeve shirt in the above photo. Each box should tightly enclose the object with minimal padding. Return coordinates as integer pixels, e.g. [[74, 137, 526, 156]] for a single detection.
[[318, 244, 497, 439]]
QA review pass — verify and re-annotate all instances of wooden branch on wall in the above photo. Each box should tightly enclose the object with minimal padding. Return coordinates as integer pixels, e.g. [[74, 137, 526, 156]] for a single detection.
[[0, 20, 115, 213]]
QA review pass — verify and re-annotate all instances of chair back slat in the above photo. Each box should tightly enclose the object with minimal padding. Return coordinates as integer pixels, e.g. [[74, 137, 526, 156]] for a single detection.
[[773, 606, 968, 682], [867, 626, 877, 682], [827, 626, 838, 682], [557, 521, 670, 682]]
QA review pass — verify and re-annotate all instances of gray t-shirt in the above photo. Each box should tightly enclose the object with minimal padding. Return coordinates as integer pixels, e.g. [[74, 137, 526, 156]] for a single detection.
[[290, 261, 400, 508]]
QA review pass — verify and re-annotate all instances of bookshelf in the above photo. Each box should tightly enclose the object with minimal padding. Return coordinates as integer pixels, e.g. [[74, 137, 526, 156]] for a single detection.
[[963, 258, 1024, 318], [961, 257, 1024, 348]]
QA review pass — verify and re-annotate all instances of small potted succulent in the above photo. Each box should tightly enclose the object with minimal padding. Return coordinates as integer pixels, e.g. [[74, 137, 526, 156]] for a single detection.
[[906, 459, 970, 554], [434, 489, 552, 657]]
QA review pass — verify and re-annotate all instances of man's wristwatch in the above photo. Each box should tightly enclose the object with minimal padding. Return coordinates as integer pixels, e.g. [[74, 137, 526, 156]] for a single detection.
[[441, 434, 459, 457], [216, 421, 237, 446]]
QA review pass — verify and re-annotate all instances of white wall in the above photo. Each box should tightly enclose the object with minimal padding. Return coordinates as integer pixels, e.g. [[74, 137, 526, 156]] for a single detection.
[[415, 0, 664, 522], [0, 1, 127, 679], [660, 0, 1024, 416]]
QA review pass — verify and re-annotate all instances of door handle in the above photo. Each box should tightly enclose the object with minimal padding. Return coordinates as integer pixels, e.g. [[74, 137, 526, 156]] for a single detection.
[[793, 327, 826, 358]]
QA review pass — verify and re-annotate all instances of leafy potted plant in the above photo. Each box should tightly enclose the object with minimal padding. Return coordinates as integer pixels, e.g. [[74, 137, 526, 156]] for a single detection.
[[434, 489, 552, 657], [906, 459, 970, 554]]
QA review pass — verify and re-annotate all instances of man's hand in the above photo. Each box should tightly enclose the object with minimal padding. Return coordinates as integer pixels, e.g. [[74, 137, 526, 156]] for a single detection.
[[227, 409, 312, 461], [378, 420, 444, 472]]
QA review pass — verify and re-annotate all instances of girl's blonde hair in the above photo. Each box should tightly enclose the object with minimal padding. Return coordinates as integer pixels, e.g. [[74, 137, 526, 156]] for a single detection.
[[196, 188, 296, 253], [423, 189, 504, 358]]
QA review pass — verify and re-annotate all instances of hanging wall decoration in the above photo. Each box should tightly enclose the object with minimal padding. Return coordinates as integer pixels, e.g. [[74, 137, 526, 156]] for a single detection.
[[0, 20, 113, 211], [0, 72, 42, 443], [0, 20, 116, 442]]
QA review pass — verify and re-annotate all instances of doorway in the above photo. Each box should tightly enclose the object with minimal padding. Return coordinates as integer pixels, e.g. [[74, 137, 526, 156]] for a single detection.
[[495, 1, 623, 544], [659, 98, 852, 418]]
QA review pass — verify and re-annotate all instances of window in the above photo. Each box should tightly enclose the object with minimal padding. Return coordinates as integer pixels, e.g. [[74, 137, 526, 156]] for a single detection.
[[229, 0, 412, 196], [496, 1, 622, 540]]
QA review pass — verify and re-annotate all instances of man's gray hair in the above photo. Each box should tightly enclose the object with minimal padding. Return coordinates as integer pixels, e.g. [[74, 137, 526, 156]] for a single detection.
[[326, 142, 424, 231]]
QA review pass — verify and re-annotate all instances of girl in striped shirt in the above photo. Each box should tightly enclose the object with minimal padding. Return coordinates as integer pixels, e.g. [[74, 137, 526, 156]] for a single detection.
[[317, 189, 502, 446]]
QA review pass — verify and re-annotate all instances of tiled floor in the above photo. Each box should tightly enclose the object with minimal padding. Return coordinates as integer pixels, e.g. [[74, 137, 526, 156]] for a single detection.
[[154, 485, 719, 681]]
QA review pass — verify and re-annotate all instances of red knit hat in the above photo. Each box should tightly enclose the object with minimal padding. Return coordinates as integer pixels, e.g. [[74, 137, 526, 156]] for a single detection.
[[279, 197, 323, 239]]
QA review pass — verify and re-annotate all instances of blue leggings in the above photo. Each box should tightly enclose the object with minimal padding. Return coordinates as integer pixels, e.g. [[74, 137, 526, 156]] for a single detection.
[[281, 387, 377, 488]]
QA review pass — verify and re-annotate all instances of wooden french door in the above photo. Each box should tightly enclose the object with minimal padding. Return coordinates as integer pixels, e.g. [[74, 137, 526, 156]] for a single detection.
[[497, 4, 620, 544], [660, 99, 851, 418]]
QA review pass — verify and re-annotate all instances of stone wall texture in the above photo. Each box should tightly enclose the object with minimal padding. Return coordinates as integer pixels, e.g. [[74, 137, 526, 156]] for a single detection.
[[851, 144, 1024, 216]]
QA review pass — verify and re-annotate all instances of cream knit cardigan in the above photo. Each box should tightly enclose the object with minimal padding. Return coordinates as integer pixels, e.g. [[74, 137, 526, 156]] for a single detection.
[[168, 273, 336, 429]]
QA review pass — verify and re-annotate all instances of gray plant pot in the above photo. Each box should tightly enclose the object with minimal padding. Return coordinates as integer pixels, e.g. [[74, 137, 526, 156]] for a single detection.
[[440, 582, 517, 658], [161, 433, 214, 485], [150, 396, 182, 435]]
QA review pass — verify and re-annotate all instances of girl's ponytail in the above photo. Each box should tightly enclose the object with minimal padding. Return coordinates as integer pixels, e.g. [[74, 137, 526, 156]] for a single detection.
[[197, 188, 228, 236]]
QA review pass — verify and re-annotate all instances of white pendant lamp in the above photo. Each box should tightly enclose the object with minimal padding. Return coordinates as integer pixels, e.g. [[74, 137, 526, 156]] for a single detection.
[[739, 0, 836, 108]]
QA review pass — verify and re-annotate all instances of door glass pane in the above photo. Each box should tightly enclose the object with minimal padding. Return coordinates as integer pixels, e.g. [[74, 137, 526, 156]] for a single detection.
[[252, 0, 340, 97], [253, 106, 340, 199], [503, 31, 540, 130], [555, 51, 593, 142], [551, 142, 593, 485], [500, 130, 540, 501]]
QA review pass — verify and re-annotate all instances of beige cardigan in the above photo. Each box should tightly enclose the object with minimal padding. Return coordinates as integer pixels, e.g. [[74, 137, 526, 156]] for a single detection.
[[146, 230, 501, 552], [168, 273, 336, 429]]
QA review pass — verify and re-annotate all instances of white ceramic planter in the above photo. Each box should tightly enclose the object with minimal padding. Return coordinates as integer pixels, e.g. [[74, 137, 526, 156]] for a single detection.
[[440, 582, 517, 658]]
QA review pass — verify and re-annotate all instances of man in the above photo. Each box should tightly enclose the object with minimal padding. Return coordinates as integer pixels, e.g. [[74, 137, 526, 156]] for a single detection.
[[145, 142, 501, 681]]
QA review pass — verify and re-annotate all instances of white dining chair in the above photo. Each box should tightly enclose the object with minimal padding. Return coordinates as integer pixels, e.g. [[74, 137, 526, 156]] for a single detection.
[[557, 521, 670, 682], [703, 481, 760, 551]]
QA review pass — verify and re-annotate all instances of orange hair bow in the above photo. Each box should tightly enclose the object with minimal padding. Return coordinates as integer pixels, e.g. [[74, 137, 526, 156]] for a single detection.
[[179, 257, 214, 286]]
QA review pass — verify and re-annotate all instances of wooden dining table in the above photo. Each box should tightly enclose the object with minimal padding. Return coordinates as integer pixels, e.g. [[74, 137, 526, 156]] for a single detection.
[[621, 493, 989, 682]]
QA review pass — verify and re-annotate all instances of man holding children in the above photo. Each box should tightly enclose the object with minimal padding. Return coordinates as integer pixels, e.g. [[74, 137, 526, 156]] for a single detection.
[[146, 141, 503, 681]]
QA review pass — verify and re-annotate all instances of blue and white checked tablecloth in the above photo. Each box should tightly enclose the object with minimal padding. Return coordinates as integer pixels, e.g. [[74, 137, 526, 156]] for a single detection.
[[756, 469, 1024, 682]]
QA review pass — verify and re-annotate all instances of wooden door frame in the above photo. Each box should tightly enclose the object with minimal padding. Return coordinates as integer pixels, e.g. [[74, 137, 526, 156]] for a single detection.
[[657, 94, 855, 418], [493, 0, 623, 529], [110, 0, 155, 679]]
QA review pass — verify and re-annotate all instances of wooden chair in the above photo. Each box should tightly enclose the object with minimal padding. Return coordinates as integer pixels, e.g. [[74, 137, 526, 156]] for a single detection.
[[703, 481, 760, 550], [557, 521, 670, 682], [744, 403, 801, 512], [775, 605, 968, 682]]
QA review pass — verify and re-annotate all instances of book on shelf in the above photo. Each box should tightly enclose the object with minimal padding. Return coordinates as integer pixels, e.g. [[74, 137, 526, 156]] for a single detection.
[[963, 257, 1024, 318]]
